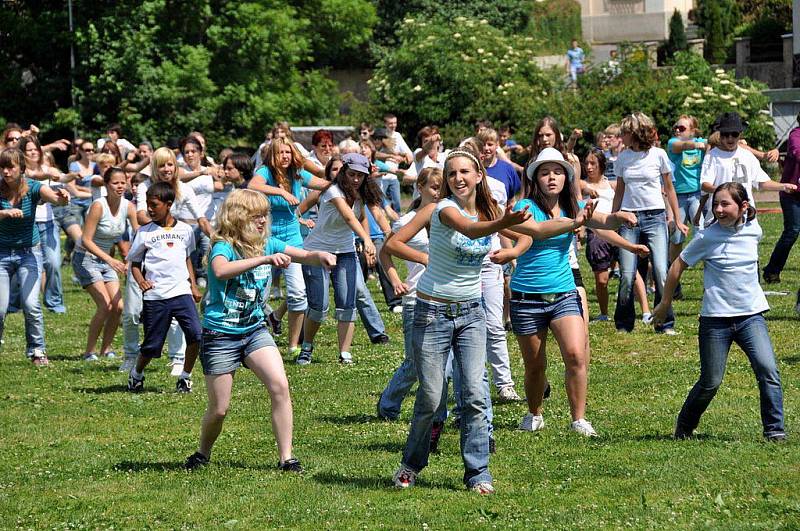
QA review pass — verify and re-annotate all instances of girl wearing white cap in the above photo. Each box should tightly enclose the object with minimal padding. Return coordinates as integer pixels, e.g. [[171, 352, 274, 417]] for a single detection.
[[492, 147, 637, 437]]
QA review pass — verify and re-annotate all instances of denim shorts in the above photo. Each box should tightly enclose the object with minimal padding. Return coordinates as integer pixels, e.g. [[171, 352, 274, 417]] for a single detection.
[[71, 251, 118, 287], [52, 205, 82, 230], [510, 290, 583, 336], [200, 324, 276, 375]]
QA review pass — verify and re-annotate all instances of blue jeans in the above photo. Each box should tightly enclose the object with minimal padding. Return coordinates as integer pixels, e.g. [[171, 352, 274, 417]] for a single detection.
[[379, 301, 448, 421], [380, 178, 402, 214], [379, 301, 493, 433], [37, 221, 65, 312], [677, 314, 785, 438], [615, 209, 674, 332], [191, 226, 210, 281], [764, 195, 800, 277], [303, 251, 357, 322], [0, 247, 46, 354], [355, 266, 386, 340], [670, 192, 701, 245], [402, 298, 492, 488]]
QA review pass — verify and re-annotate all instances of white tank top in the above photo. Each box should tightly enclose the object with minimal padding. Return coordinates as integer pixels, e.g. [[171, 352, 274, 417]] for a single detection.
[[79, 197, 129, 254]]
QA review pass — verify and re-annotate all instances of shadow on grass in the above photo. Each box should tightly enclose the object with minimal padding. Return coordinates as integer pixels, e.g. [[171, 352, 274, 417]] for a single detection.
[[75, 385, 161, 394], [318, 413, 380, 425], [631, 433, 729, 442], [68, 365, 122, 374], [781, 355, 800, 364], [313, 471, 389, 489], [114, 460, 187, 472], [362, 441, 405, 453]]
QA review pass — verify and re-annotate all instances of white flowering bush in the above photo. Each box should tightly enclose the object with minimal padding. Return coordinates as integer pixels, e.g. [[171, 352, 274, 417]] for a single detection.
[[552, 51, 774, 150], [367, 16, 553, 144]]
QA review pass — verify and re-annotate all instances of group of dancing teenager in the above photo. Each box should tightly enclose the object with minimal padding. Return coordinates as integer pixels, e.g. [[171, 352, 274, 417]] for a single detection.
[[0, 109, 789, 494]]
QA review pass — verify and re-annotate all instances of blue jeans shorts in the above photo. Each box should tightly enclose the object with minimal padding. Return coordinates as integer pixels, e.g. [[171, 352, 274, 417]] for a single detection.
[[200, 324, 276, 375], [510, 290, 583, 336], [72, 251, 118, 287]]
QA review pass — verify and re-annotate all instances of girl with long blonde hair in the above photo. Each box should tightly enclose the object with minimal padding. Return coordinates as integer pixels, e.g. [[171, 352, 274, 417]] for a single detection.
[[186, 189, 335, 472]]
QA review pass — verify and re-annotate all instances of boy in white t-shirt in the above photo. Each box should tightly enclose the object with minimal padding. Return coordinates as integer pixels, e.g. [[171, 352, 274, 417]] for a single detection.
[[700, 112, 796, 206], [126, 182, 203, 394]]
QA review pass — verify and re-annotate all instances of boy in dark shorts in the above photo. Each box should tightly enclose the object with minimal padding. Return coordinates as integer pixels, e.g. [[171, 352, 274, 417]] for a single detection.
[[126, 182, 202, 393]]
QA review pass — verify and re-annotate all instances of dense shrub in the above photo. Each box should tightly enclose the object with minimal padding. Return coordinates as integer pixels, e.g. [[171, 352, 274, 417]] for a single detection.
[[366, 16, 554, 147], [526, 0, 582, 55], [544, 51, 774, 151]]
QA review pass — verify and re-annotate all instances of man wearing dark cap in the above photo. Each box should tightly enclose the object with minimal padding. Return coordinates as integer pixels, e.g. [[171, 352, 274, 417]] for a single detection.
[[700, 112, 795, 208]]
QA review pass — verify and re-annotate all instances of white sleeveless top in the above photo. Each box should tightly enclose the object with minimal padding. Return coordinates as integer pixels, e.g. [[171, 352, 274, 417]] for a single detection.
[[79, 197, 129, 254]]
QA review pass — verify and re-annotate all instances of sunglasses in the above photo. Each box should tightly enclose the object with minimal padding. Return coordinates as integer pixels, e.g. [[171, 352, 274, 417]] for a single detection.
[[82, 148, 95, 153], [5, 136, 20, 142], [720, 131, 740, 139], [673, 125, 687, 132]]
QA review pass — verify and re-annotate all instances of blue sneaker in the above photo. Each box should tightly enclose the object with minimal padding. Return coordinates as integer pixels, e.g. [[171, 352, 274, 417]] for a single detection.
[[296, 346, 313, 365]]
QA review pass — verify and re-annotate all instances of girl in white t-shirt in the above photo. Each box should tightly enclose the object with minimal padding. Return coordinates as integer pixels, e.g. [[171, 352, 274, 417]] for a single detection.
[[652, 182, 785, 441], [296, 153, 384, 365], [611, 112, 686, 334]]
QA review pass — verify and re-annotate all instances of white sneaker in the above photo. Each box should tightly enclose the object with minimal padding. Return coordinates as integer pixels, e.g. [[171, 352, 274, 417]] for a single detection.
[[169, 360, 185, 377], [518, 413, 545, 432], [570, 418, 598, 437], [392, 465, 417, 488], [662, 328, 678, 336], [196, 278, 207, 289], [118, 357, 136, 372], [339, 352, 353, 364], [498, 386, 522, 402], [642, 313, 653, 324], [391, 305, 403, 314]]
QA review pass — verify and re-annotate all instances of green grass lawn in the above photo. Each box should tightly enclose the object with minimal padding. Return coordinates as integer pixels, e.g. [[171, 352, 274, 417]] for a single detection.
[[2, 207, 800, 529]]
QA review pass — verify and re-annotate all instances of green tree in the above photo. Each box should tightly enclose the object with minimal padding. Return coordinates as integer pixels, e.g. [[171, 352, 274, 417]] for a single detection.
[[74, 0, 340, 149], [294, 0, 378, 67], [695, 0, 738, 64], [666, 9, 687, 58]]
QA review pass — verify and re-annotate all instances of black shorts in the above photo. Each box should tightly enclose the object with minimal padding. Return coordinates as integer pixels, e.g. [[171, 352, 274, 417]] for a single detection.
[[585, 230, 618, 272], [572, 267, 584, 288]]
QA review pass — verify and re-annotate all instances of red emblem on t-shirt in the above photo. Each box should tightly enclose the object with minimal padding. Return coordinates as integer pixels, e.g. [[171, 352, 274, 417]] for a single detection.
[[167, 242, 174, 248]]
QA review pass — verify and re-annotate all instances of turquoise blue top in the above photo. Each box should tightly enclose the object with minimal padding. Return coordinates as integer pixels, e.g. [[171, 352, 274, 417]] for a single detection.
[[667, 137, 706, 194], [0, 179, 43, 249], [203, 237, 287, 334], [254, 166, 313, 247], [416, 198, 492, 301], [510, 199, 581, 294]]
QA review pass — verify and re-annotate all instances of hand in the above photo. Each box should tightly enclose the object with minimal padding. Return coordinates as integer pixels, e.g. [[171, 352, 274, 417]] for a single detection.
[[317, 251, 337, 270], [137, 279, 154, 292], [501, 203, 531, 228], [783, 183, 797, 193], [574, 201, 597, 227], [489, 248, 517, 265], [391, 280, 410, 296], [109, 258, 127, 275], [694, 141, 706, 151], [55, 188, 70, 205], [570, 129, 583, 140], [191, 284, 203, 303], [630, 244, 650, 258], [2, 208, 24, 219], [126, 151, 138, 162], [585, 186, 599, 199], [266, 252, 292, 268], [615, 210, 638, 227], [282, 190, 300, 206], [363, 240, 377, 267], [675, 221, 689, 236], [29, 124, 40, 135], [651, 302, 669, 328], [298, 217, 315, 230], [765, 149, 780, 163]]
